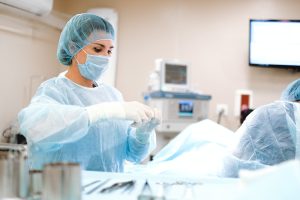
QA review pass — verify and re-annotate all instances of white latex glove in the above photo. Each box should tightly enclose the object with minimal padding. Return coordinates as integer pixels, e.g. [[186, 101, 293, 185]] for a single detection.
[[135, 117, 161, 144], [86, 101, 155, 124], [123, 101, 156, 124], [132, 108, 162, 127]]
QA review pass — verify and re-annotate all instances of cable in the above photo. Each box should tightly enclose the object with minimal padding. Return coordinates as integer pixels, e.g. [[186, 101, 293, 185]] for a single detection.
[[217, 108, 225, 124]]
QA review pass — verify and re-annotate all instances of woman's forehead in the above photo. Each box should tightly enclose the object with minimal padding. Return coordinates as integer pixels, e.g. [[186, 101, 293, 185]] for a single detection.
[[91, 39, 114, 48]]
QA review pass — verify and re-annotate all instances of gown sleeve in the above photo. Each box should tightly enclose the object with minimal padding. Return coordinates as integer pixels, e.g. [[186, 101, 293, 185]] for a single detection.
[[126, 128, 156, 163], [18, 81, 90, 151]]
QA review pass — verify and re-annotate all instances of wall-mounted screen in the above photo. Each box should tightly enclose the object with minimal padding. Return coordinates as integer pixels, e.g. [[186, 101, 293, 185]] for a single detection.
[[249, 19, 300, 69]]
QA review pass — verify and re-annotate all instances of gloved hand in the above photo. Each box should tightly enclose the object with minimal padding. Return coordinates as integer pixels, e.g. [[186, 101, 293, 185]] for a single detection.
[[134, 109, 161, 144], [131, 107, 162, 127], [122, 101, 156, 124], [86, 101, 156, 124]]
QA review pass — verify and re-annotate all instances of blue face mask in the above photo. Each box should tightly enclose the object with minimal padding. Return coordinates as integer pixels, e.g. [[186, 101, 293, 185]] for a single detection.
[[76, 50, 110, 81]]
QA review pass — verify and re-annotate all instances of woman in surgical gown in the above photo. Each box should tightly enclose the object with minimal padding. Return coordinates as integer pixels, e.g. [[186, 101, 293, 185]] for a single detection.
[[18, 13, 160, 171]]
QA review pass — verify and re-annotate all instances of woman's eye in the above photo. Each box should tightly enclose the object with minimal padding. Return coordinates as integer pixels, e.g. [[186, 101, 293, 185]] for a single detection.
[[93, 47, 102, 53], [108, 50, 112, 55]]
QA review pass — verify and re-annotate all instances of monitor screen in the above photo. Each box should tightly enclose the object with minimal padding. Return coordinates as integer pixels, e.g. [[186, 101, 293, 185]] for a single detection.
[[165, 64, 187, 84], [178, 100, 193, 117], [249, 19, 300, 68]]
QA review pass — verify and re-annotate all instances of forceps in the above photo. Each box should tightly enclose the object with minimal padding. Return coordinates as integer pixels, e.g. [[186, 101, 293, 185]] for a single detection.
[[82, 180, 101, 191], [100, 180, 135, 193], [85, 179, 110, 195]]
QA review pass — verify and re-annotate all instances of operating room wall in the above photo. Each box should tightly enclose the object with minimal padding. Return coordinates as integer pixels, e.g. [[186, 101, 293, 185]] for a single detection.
[[58, 0, 300, 130], [0, 11, 61, 134]]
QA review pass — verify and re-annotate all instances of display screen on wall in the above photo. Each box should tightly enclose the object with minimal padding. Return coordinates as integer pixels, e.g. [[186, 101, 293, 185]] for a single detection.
[[249, 19, 300, 69]]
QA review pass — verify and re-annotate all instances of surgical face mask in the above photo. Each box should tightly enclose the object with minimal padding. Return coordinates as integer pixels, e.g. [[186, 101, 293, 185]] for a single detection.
[[76, 50, 110, 81]]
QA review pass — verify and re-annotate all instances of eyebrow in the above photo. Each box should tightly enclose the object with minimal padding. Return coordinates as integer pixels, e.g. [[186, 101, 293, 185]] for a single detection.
[[93, 43, 114, 49]]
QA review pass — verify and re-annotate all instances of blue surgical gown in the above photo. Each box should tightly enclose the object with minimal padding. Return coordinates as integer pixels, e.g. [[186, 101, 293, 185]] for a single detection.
[[18, 75, 156, 171]]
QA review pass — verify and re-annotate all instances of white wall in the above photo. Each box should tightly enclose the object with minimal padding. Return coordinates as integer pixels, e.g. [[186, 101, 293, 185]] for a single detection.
[[0, 11, 62, 133]]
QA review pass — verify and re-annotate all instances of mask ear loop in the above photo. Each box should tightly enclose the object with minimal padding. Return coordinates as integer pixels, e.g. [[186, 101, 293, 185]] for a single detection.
[[74, 49, 88, 65]]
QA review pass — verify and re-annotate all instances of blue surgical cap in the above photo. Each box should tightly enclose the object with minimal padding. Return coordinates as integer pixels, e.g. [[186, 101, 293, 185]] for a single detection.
[[281, 79, 300, 102], [57, 13, 115, 66]]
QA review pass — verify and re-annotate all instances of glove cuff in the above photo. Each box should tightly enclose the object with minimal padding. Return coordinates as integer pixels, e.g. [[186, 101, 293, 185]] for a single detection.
[[86, 102, 126, 124]]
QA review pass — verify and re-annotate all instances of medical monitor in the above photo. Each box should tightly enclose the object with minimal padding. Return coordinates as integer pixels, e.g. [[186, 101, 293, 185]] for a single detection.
[[156, 59, 189, 92], [178, 100, 194, 117], [249, 19, 300, 69]]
